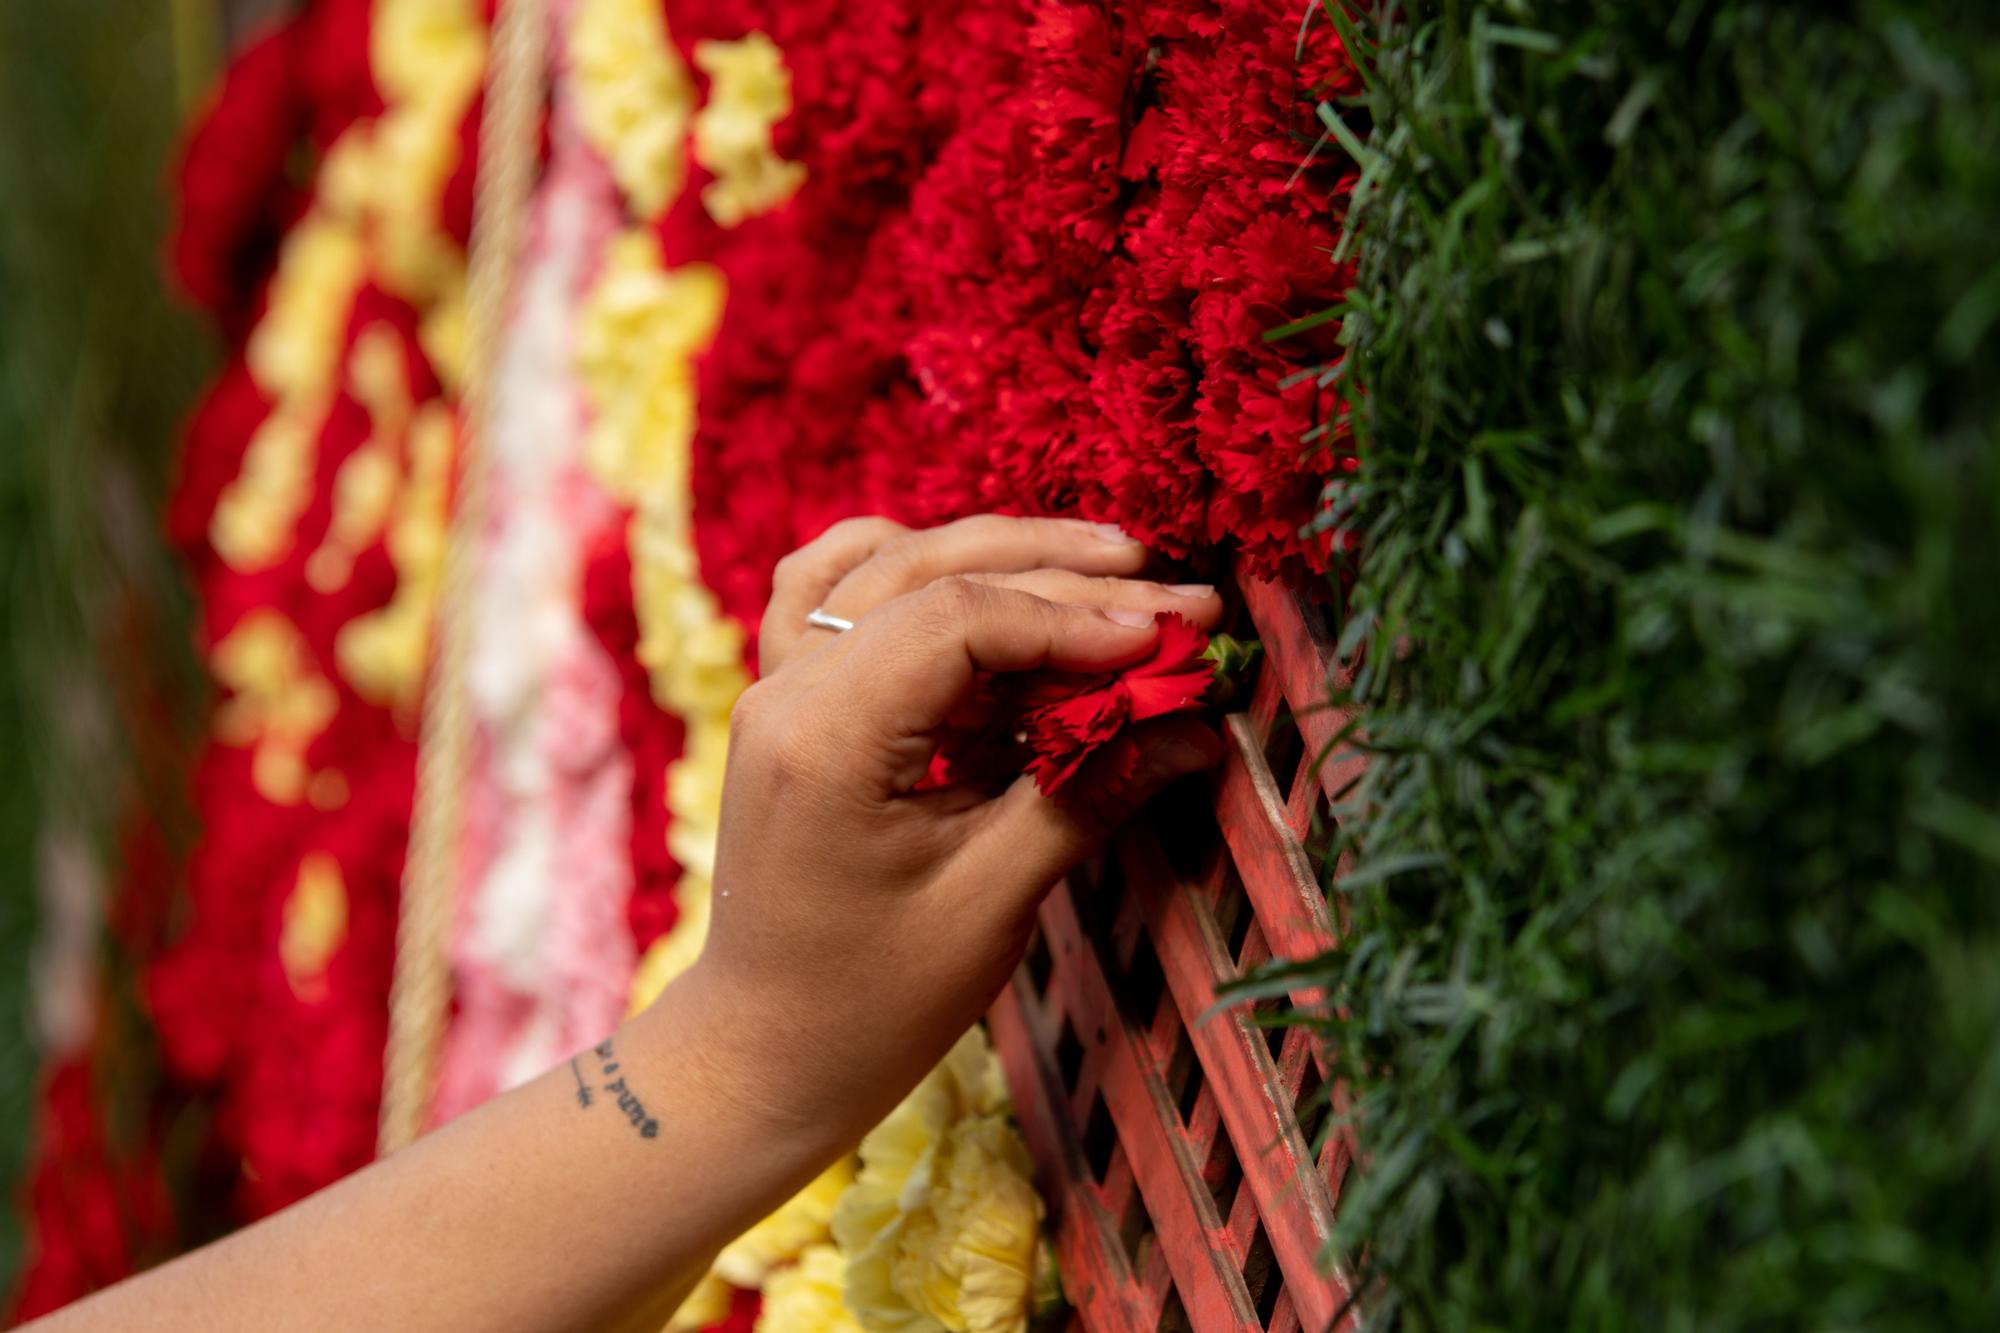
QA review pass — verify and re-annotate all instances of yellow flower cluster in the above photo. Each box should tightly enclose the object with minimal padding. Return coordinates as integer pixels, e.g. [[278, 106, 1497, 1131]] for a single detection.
[[832, 1030, 1044, 1333], [570, 0, 696, 220], [692, 34, 807, 228], [320, 0, 485, 710], [211, 609, 342, 807], [575, 222, 743, 954], [206, 0, 482, 799], [211, 217, 368, 572], [372, 0, 488, 106], [335, 401, 456, 715], [573, 243, 745, 878], [761, 1246, 869, 1333], [719, 1161, 859, 1289], [305, 326, 411, 594], [247, 217, 368, 401], [575, 231, 723, 511], [280, 851, 349, 1003], [570, 0, 812, 1017], [675, 1157, 863, 1328], [569, 0, 776, 1036], [340, 0, 487, 312], [211, 0, 480, 580], [569, 17, 1046, 1333], [571, 0, 802, 232]]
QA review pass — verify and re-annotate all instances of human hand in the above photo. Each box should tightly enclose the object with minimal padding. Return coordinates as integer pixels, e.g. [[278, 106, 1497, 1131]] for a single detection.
[[682, 516, 1224, 1149], [756, 513, 1220, 676]]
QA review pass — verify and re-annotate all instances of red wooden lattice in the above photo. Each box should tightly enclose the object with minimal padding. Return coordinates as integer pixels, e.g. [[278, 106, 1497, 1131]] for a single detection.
[[989, 573, 1364, 1333]]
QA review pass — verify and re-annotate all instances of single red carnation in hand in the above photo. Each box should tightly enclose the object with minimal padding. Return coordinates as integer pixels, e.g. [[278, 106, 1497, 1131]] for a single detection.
[[930, 613, 1215, 805]]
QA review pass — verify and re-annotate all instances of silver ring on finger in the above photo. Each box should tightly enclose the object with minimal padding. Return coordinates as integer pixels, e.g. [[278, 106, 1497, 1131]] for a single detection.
[[805, 607, 855, 634]]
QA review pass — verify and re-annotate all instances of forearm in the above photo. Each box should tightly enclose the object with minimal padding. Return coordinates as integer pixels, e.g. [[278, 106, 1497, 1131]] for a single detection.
[[27, 522, 1213, 1332], [32, 975, 849, 1333]]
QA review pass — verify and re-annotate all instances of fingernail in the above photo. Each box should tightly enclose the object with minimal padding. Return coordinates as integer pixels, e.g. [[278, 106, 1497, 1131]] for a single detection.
[[1075, 520, 1140, 545], [1168, 583, 1214, 598], [1105, 607, 1156, 627]]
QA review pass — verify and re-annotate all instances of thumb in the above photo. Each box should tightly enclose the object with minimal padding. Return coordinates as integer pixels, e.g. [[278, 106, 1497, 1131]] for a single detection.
[[964, 716, 1226, 902]]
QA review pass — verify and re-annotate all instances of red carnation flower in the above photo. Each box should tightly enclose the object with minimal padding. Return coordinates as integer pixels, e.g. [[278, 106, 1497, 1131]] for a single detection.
[[930, 613, 1215, 804], [1017, 612, 1216, 796]]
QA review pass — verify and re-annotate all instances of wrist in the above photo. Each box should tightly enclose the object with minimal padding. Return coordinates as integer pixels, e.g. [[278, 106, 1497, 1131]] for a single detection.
[[628, 962, 864, 1167]]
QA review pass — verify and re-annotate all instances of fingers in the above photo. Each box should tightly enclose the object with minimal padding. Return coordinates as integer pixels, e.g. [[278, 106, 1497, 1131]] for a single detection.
[[817, 515, 1148, 627], [806, 578, 1162, 788], [962, 716, 1226, 901], [965, 570, 1223, 631], [761, 517, 908, 674]]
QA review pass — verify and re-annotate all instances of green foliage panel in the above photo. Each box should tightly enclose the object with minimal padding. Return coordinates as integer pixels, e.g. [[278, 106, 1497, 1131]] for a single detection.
[[1298, 1, 2000, 1326]]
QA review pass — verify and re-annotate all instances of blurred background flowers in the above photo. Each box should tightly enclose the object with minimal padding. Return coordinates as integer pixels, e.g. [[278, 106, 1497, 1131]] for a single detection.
[[0, 0, 291, 1283]]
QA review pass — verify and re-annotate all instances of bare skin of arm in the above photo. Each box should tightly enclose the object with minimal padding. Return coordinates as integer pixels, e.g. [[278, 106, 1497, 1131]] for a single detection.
[[30, 516, 1224, 1333]]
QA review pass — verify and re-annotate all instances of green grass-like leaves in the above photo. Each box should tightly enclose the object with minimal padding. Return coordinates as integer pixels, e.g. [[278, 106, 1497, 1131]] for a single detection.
[[1282, 2, 2000, 1326]]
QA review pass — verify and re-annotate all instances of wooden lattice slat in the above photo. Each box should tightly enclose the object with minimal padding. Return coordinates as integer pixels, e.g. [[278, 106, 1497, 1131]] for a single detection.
[[989, 576, 1361, 1333]]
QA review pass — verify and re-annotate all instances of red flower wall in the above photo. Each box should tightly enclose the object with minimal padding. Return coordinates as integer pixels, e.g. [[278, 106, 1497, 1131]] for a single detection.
[[662, 0, 1359, 648]]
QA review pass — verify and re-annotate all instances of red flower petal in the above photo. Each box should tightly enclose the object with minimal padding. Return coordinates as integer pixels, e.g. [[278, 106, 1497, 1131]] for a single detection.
[[929, 615, 1214, 805], [1118, 614, 1216, 721]]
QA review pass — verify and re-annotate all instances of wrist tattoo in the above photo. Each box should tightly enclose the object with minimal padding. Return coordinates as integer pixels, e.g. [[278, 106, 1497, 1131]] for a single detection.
[[571, 1038, 660, 1140]]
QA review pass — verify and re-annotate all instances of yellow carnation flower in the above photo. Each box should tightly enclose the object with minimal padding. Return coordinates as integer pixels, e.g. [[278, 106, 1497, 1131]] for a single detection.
[[366, 94, 472, 303], [692, 33, 807, 227], [576, 230, 726, 504], [633, 517, 748, 720], [318, 127, 377, 224], [418, 286, 470, 393], [280, 852, 349, 1002], [336, 402, 456, 713], [760, 1246, 868, 1333], [212, 610, 340, 805], [574, 226, 745, 770], [247, 213, 366, 401], [216, 211, 367, 572], [833, 1030, 1043, 1333], [717, 1158, 857, 1288], [570, 0, 696, 219], [324, 3, 480, 308], [307, 325, 413, 592], [372, 0, 487, 108], [211, 405, 321, 573], [665, 717, 733, 879]]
